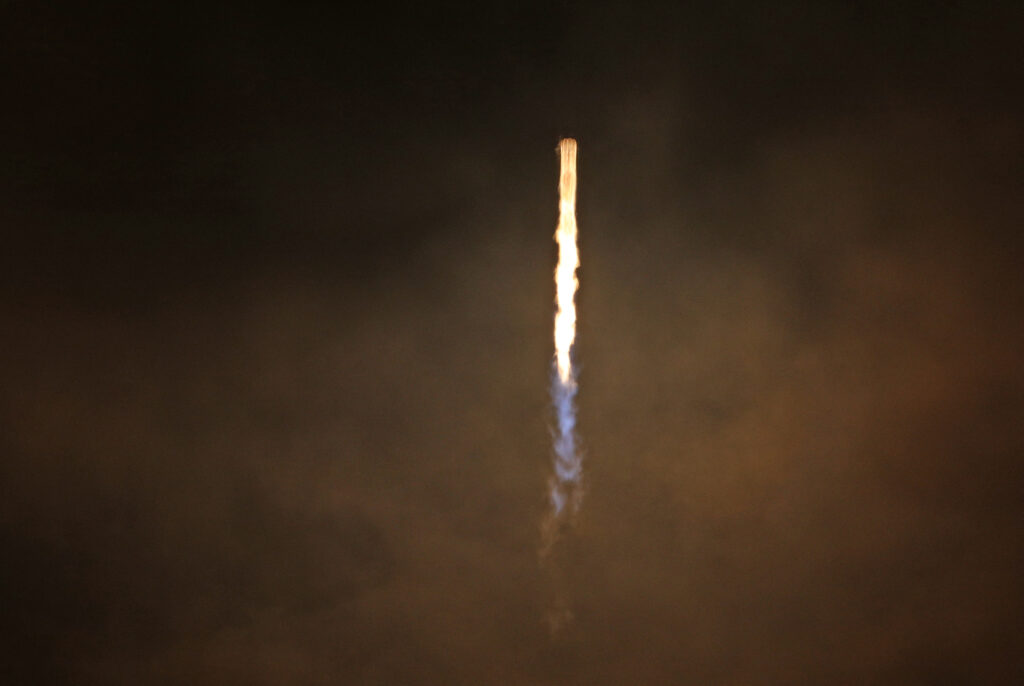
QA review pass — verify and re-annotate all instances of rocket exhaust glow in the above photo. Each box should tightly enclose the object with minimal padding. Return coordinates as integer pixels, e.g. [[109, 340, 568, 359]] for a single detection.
[[554, 139, 579, 388], [546, 138, 583, 543]]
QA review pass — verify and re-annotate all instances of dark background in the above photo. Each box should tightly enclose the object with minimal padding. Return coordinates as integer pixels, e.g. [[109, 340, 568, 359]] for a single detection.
[[3, 1, 1023, 683]]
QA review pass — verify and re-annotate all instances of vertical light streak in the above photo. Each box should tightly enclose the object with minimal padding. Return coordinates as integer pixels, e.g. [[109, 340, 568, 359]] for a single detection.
[[554, 139, 579, 386], [549, 138, 582, 521]]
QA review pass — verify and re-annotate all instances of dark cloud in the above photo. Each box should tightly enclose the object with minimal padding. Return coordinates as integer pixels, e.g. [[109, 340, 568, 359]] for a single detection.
[[2, 1, 1023, 683]]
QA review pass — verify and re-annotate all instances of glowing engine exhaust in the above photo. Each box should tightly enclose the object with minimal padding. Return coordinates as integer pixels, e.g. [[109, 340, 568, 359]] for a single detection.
[[545, 138, 582, 547]]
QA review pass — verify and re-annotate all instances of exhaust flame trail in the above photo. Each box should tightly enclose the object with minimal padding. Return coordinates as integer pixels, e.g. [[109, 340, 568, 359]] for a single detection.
[[548, 138, 582, 525]]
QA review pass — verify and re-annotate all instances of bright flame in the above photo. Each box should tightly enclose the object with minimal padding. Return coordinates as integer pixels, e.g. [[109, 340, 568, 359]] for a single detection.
[[545, 138, 582, 527], [542, 138, 582, 628], [554, 139, 579, 385]]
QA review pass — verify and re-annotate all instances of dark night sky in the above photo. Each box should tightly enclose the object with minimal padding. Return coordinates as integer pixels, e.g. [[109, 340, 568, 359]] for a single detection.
[[3, 1, 1023, 683]]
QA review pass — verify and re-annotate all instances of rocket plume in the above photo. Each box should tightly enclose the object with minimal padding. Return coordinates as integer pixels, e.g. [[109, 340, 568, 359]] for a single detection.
[[548, 138, 582, 527]]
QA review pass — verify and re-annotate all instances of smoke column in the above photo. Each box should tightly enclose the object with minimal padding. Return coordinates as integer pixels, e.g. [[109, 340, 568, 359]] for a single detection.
[[546, 138, 582, 542]]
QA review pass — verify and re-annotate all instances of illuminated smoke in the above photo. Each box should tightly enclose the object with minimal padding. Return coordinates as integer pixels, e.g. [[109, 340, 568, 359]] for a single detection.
[[547, 138, 582, 531]]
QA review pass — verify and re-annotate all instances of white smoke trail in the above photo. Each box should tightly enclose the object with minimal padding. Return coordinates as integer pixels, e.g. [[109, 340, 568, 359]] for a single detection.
[[545, 139, 582, 547], [550, 366, 580, 516]]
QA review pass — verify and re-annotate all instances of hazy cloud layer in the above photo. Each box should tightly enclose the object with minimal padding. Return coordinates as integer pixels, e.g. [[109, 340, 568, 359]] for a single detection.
[[3, 2, 1022, 683]]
